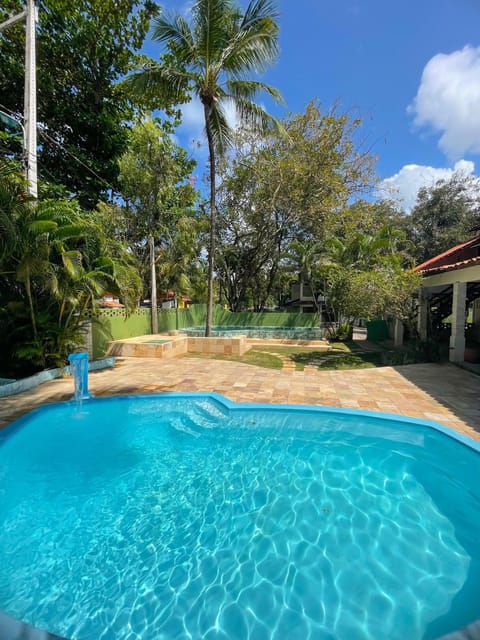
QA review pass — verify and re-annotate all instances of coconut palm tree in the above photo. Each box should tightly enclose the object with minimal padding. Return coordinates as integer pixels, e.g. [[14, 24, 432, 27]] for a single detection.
[[126, 0, 283, 335]]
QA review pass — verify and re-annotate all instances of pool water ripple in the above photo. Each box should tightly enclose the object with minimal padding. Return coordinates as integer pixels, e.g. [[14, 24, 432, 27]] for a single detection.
[[0, 396, 479, 639]]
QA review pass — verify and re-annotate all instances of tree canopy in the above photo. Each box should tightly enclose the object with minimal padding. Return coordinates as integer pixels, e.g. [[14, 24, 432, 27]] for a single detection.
[[0, 162, 142, 377], [214, 102, 378, 310], [111, 117, 201, 299], [0, 0, 158, 207], [406, 172, 480, 264]]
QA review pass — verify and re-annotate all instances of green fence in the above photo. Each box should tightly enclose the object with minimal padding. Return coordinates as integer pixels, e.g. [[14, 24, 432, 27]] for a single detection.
[[365, 319, 389, 341], [91, 304, 320, 358], [211, 307, 319, 327], [90, 308, 151, 359]]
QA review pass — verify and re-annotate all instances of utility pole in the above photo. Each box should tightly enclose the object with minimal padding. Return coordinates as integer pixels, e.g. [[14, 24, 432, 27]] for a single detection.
[[24, 0, 38, 197], [0, 0, 38, 197]]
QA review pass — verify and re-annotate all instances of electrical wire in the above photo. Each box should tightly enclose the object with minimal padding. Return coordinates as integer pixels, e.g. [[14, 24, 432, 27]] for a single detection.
[[0, 101, 123, 199], [38, 128, 121, 196]]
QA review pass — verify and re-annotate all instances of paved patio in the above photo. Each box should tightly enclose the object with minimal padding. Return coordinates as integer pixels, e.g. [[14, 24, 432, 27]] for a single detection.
[[0, 357, 479, 441]]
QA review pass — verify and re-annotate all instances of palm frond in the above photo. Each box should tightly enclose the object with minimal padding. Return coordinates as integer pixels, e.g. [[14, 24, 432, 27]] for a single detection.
[[53, 223, 86, 242], [123, 63, 191, 106], [221, 1, 279, 74], [192, 0, 237, 61], [226, 79, 283, 103], [16, 254, 50, 281], [207, 102, 234, 154], [94, 256, 115, 274], [28, 220, 58, 236], [61, 250, 83, 279], [151, 13, 197, 64], [241, 0, 279, 27], [227, 96, 286, 137]]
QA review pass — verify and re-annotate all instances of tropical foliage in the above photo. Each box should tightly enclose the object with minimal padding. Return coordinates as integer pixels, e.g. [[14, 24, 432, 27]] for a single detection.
[[113, 118, 200, 300], [2, 0, 474, 378], [0, 163, 141, 377], [215, 103, 379, 312]]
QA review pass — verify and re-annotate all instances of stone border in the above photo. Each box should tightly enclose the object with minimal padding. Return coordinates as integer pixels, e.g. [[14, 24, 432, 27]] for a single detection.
[[0, 358, 115, 398], [106, 335, 250, 358]]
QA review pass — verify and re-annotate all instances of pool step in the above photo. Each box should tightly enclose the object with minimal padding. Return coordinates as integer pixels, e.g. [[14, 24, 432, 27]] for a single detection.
[[0, 610, 67, 639], [436, 620, 480, 639], [107, 335, 330, 359]]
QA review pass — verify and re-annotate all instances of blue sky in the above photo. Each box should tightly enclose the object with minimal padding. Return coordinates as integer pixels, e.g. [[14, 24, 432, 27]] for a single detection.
[[144, 0, 480, 210]]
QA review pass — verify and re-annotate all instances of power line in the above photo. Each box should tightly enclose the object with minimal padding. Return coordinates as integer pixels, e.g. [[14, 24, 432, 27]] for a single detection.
[[38, 128, 121, 196], [0, 103, 123, 200]]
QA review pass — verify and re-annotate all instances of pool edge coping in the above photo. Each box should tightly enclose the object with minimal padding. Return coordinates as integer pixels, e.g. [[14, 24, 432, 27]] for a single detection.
[[3, 390, 480, 453]]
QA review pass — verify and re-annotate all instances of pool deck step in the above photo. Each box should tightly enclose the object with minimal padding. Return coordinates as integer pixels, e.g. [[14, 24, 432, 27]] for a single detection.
[[107, 334, 250, 358], [107, 335, 187, 358], [107, 335, 331, 359]]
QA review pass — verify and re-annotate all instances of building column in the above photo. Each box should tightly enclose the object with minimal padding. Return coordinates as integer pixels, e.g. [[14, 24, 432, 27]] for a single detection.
[[472, 298, 480, 323], [449, 281, 467, 362], [472, 298, 480, 342], [417, 286, 429, 340]]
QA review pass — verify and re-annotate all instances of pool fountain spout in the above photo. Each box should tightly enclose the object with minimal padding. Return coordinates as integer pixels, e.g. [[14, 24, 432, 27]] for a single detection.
[[68, 352, 92, 402]]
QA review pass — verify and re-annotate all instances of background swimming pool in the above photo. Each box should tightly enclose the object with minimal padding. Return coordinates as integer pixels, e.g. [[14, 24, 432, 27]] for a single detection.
[[0, 394, 479, 639], [181, 325, 325, 339]]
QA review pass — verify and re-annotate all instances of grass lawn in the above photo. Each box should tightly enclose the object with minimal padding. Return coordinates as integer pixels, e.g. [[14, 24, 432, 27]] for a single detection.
[[185, 341, 389, 371], [184, 350, 284, 369]]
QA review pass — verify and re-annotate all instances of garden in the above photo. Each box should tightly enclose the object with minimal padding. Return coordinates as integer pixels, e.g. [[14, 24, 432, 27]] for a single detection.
[[1, 0, 477, 381]]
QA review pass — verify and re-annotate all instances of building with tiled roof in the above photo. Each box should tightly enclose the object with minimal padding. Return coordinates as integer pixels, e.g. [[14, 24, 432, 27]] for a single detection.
[[414, 235, 480, 363], [414, 235, 480, 276]]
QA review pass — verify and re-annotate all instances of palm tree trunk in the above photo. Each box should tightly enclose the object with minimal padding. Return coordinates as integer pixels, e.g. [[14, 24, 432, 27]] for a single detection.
[[149, 235, 158, 334], [204, 105, 216, 338]]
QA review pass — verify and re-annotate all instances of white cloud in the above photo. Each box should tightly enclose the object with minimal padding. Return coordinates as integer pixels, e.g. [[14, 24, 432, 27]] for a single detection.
[[409, 45, 480, 160], [377, 160, 476, 211]]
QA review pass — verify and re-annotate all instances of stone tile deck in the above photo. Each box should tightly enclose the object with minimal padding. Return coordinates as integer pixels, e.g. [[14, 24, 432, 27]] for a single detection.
[[0, 358, 478, 441]]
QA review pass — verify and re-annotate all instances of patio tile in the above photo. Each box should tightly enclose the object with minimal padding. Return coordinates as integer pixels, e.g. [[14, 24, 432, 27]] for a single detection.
[[0, 359, 478, 441]]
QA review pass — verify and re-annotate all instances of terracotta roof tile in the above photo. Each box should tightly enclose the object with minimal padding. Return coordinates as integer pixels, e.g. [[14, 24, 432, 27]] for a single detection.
[[414, 235, 480, 275]]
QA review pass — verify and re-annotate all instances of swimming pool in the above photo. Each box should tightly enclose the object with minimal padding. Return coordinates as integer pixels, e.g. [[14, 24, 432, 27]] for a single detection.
[[0, 393, 479, 639], [181, 325, 325, 339]]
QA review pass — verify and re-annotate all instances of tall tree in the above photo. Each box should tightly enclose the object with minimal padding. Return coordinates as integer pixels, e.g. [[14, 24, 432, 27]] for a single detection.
[[0, 0, 158, 207], [111, 118, 200, 302], [407, 172, 480, 264], [126, 0, 283, 335], [214, 104, 377, 310]]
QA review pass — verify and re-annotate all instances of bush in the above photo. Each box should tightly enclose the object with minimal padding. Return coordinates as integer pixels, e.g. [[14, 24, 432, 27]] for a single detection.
[[327, 322, 353, 341]]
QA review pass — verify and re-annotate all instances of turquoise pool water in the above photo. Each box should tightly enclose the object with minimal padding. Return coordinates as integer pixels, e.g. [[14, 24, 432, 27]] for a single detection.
[[0, 394, 479, 640], [181, 325, 325, 339]]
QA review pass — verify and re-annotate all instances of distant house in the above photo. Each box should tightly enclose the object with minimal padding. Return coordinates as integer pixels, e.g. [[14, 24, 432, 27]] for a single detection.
[[287, 282, 324, 314], [158, 291, 191, 310], [414, 234, 480, 363], [97, 293, 124, 309]]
